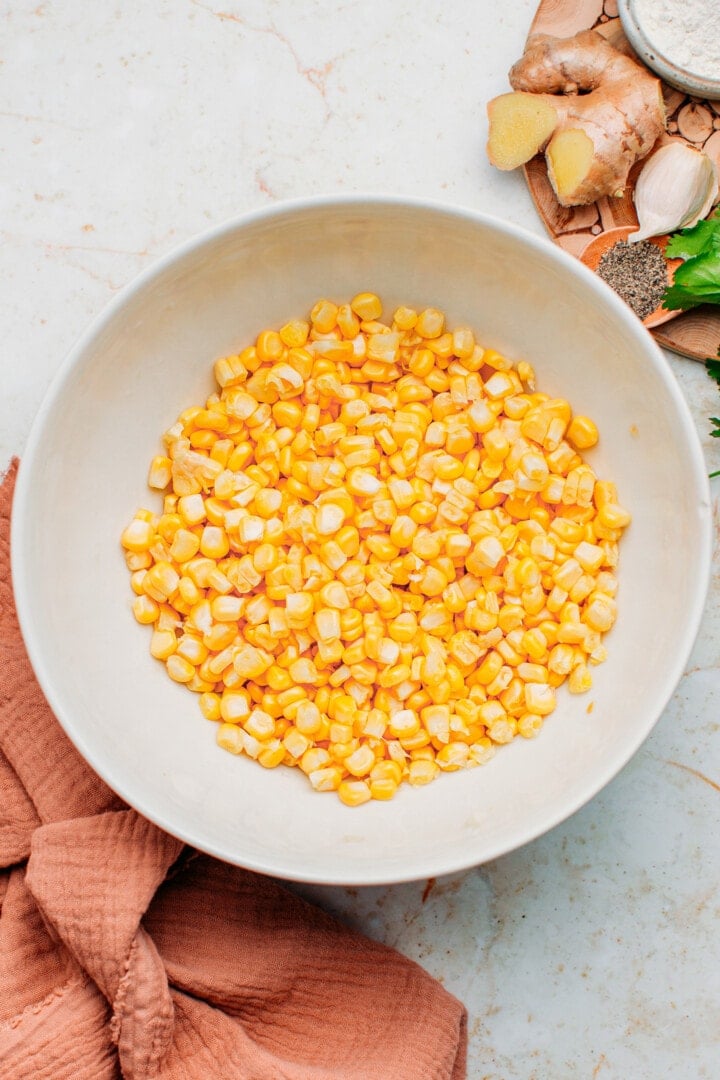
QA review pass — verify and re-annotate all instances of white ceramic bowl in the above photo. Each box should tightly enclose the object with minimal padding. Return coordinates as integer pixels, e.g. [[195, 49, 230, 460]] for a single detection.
[[12, 196, 712, 885]]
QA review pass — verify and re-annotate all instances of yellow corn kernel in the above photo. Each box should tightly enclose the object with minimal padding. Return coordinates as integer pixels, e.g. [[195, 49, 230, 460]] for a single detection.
[[404, 348, 432, 381], [126, 551, 152, 572], [350, 292, 382, 321], [143, 562, 180, 602], [216, 722, 244, 754], [130, 569, 148, 596], [243, 708, 275, 741], [524, 682, 556, 716], [387, 709, 420, 739], [168, 529, 199, 563], [369, 760, 402, 785], [258, 741, 286, 769], [233, 645, 272, 680], [515, 712, 542, 738], [176, 635, 208, 666], [434, 741, 469, 771], [132, 594, 160, 625], [214, 353, 248, 390], [592, 481, 616, 511], [470, 649, 500, 686], [407, 758, 439, 786], [253, 329, 283, 364], [196, 525, 228, 560], [277, 319, 309, 348], [189, 430, 218, 450], [406, 500, 434, 525], [121, 518, 155, 553], [297, 746, 331, 774], [557, 620, 587, 645], [365, 534, 399, 562], [291, 699, 319, 734], [521, 628, 548, 660], [568, 663, 593, 693], [150, 627, 177, 660], [393, 305, 417, 330], [417, 566, 446, 598], [597, 502, 631, 530], [166, 654, 195, 683], [487, 714, 517, 744], [344, 744, 376, 777], [416, 307, 444, 339], [220, 691, 251, 724], [288, 657, 320, 685], [337, 778, 372, 806], [304, 765, 340, 792], [545, 643, 573, 676], [421, 704, 450, 743], [386, 612, 417, 644], [199, 692, 221, 722], [567, 415, 599, 450], [147, 455, 172, 490], [369, 777, 397, 800], [583, 594, 617, 633]]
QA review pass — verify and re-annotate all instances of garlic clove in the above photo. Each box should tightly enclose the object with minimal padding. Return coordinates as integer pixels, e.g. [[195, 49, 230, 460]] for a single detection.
[[628, 142, 718, 243], [680, 167, 719, 231]]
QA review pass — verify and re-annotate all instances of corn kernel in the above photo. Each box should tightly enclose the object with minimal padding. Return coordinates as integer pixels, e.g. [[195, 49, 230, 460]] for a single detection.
[[150, 628, 177, 660], [416, 307, 444, 339], [121, 518, 155, 553], [216, 723, 244, 754], [567, 415, 599, 450], [220, 691, 251, 724], [337, 779, 372, 806], [350, 292, 382, 321], [132, 594, 159, 625], [307, 765, 342, 791], [166, 654, 195, 683]]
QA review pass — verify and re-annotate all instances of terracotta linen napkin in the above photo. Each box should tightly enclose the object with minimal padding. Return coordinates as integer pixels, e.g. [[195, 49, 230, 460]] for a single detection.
[[0, 460, 467, 1079]]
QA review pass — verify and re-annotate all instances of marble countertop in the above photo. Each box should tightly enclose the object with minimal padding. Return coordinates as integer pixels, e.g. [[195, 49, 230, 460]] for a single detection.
[[2, 2, 718, 1076]]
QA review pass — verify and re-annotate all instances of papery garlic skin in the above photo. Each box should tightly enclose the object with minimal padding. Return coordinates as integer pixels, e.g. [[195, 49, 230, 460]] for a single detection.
[[629, 142, 719, 243]]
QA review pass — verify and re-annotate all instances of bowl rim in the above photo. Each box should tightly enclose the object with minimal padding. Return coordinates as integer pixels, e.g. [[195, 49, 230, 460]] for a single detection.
[[10, 193, 714, 884]]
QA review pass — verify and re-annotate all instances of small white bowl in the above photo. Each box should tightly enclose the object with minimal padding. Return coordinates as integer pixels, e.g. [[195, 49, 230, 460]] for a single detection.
[[11, 196, 712, 885], [619, 0, 720, 101]]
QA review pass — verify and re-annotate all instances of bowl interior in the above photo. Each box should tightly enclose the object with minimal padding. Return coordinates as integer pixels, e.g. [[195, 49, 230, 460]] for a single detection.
[[12, 198, 711, 884]]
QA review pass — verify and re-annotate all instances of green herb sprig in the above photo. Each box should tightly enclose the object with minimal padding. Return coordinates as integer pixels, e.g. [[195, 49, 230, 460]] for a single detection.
[[662, 209, 720, 311], [661, 211, 720, 476], [705, 356, 720, 477]]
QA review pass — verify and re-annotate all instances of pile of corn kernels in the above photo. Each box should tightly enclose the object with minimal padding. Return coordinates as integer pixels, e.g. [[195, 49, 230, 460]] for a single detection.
[[121, 293, 630, 806]]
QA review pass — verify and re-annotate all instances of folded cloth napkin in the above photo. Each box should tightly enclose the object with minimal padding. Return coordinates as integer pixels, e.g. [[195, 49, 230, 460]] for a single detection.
[[0, 460, 467, 1080]]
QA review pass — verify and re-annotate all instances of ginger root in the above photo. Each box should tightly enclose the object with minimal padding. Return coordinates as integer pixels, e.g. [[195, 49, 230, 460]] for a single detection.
[[487, 29, 666, 207]]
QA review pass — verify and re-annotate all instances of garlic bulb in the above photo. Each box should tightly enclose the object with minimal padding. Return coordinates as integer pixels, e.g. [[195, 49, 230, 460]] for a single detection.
[[628, 142, 718, 243]]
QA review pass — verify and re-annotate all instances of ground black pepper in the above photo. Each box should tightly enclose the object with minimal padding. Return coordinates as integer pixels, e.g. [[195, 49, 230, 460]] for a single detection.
[[596, 239, 668, 321]]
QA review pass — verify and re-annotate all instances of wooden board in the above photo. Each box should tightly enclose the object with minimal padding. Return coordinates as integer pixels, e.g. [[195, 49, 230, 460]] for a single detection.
[[523, 0, 720, 362]]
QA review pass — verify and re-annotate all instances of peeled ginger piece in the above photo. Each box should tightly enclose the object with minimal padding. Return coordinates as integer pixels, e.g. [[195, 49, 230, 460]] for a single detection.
[[486, 92, 558, 171], [546, 129, 595, 204]]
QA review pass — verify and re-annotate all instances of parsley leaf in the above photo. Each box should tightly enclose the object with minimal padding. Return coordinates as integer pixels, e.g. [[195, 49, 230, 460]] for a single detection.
[[665, 210, 720, 260], [706, 358, 720, 387], [662, 220, 720, 478], [662, 249, 720, 311], [662, 211, 720, 312], [707, 357, 720, 473]]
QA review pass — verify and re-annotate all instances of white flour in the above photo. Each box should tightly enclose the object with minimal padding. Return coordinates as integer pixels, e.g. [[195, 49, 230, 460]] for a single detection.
[[634, 0, 720, 81]]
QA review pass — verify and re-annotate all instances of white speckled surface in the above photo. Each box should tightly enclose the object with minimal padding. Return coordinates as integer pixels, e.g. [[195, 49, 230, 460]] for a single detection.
[[2, 2, 719, 1076]]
